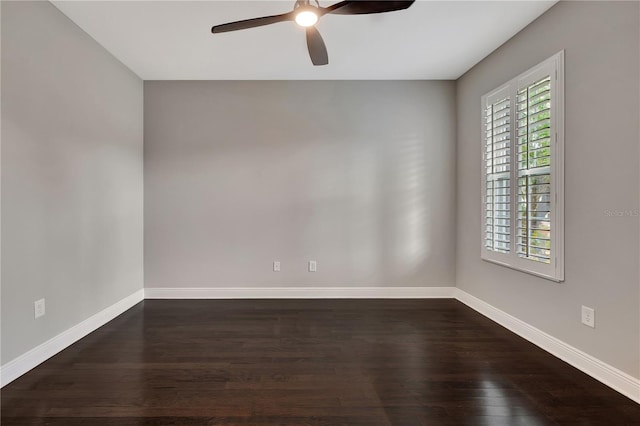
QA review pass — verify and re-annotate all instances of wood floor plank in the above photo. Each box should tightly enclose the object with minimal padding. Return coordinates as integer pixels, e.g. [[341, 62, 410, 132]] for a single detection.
[[2, 299, 639, 425]]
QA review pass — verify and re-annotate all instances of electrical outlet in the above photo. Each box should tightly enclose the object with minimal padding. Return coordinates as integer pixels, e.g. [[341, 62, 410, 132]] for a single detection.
[[34, 298, 45, 319], [581, 305, 595, 328], [308, 260, 317, 272], [273, 261, 281, 272]]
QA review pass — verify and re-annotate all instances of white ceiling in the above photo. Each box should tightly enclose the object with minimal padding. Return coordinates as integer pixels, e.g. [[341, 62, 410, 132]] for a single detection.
[[51, 0, 556, 80]]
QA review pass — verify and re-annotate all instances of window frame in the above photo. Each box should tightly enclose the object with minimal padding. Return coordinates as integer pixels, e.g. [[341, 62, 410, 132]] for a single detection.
[[480, 51, 565, 282]]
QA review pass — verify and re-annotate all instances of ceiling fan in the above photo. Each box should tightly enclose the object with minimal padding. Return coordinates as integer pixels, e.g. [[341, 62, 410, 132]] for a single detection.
[[211, 1, 416, 66]]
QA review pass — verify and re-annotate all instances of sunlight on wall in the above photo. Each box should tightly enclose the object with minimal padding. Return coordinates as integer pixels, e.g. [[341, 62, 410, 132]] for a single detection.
[[304, 134, 431, 283], [393, 136, 430, 274], [348, 145, 378, 278]]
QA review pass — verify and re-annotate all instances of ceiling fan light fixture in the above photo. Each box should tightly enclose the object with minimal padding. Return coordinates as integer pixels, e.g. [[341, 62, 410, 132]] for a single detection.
[[295, 10, 318, 27], [211, 1, 417, 66]]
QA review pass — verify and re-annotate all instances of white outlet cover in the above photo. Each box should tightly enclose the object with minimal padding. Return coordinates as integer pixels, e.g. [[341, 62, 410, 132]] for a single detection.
[[273, 261, 280, 272], [34, 298, 45, 319], [581, 305, 595, 328], [309, 260, 317, 272]]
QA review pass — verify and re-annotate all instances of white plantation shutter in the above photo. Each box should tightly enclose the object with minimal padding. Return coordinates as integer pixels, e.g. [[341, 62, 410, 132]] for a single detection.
[[481, 52, 564, 282], [484, 91, 511, 254], [517, 77, 552, 263]]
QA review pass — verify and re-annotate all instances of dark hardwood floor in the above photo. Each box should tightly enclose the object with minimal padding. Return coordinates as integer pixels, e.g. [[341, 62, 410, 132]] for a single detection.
[[2, 299, 639, 425]]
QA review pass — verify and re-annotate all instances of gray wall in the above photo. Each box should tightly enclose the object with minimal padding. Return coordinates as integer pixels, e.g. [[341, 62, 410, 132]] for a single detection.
[[456, 1, 640, 377], [145, 81, 456, 288], [1, 1, 144, 364]]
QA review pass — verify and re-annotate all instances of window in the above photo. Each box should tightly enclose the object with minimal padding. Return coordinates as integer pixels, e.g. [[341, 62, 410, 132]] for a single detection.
[[481, 51, 564, 282]]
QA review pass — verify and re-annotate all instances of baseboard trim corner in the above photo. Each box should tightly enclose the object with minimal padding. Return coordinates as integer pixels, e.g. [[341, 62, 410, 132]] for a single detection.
[[454, 288, 640, 404], [0, 289, 144, 388], [2, 285, 637, 405], [144, 286, 456, 299]]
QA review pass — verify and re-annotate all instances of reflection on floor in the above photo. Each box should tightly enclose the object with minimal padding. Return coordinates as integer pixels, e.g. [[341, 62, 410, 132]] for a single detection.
[[2, 299, 639, 425]]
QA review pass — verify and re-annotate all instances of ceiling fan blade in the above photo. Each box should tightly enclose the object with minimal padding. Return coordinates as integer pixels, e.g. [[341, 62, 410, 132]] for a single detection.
[[211, 12, 293, 33], [322, 1, 415, 15], [306, 26, 328, 66]]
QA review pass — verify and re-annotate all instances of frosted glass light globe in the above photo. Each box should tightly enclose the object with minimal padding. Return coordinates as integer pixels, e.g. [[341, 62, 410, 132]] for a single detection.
[[295, 10, 318, 27]]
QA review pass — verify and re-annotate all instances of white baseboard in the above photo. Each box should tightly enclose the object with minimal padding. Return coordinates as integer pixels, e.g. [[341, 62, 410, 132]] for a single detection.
[[2, 286, 638, 405], [455, 288, 640, 404], [0, 289, 144, 387], [144, 286, 456, 299]]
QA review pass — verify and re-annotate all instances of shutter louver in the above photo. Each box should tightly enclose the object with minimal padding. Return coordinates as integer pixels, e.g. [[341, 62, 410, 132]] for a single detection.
[[516, 76, 552, 264], [484, 96, 511, 253], [480, 52, 563, 282]]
